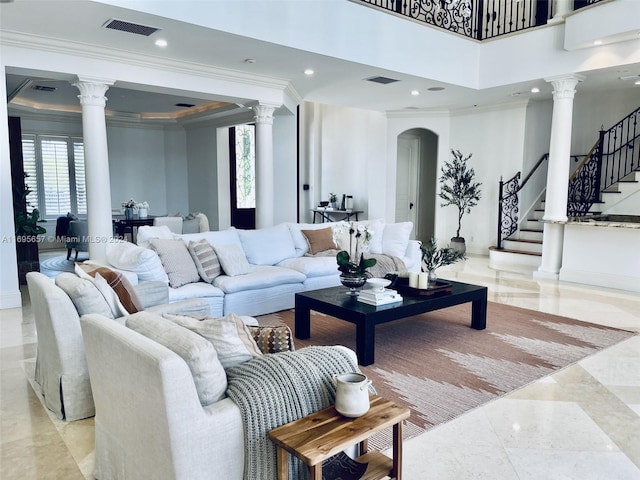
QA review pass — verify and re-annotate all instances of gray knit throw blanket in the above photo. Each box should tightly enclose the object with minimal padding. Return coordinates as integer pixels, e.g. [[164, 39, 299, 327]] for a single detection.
[[226, 346, 361, 480]]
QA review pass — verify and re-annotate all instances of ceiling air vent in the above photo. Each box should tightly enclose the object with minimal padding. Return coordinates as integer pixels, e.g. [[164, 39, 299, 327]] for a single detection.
[[31, 85, 57, 92], [103, 19, 160, 37], [365, 76, 400, 85], [175, 103, 195, 108]]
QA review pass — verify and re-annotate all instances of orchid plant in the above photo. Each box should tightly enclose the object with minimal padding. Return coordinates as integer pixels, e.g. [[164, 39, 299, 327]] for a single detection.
[[335, 223, 377, 276]]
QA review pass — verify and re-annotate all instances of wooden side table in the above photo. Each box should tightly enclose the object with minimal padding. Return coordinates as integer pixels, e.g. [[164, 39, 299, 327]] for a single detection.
[[269, 395, 410, 480]]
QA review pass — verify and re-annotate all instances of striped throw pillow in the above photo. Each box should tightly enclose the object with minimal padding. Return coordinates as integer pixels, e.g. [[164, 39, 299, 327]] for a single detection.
[[188, 239, 221, 283]]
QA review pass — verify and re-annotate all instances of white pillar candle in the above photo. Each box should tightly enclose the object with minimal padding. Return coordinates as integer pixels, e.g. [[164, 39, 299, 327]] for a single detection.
[[409, 272, 419, 288], [418, 272, 428, 289]]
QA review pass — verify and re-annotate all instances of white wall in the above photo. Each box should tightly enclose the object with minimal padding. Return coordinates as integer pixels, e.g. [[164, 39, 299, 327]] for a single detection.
[[449, 103, 529, 253], [107, 123, 169, 216], [186, 124, 219, 229], [273, 113, 298, 225], [164, 128, 190, 217], [312, 104, 387, 222]]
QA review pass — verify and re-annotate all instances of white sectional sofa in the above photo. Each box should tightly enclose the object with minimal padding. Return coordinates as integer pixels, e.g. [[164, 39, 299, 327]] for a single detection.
[[103, 220, 421, 318]]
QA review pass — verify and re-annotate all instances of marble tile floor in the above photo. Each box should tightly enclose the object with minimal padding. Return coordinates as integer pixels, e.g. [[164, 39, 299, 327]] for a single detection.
[[1, 254, 639, 479]]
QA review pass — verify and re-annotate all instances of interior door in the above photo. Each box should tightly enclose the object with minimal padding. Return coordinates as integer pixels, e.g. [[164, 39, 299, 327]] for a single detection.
[[229, 125, 256, 229], [396, 135, 420, 238]]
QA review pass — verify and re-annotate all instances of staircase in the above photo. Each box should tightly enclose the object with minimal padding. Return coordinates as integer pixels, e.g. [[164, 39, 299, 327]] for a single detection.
[[490, 106, 639, 271]]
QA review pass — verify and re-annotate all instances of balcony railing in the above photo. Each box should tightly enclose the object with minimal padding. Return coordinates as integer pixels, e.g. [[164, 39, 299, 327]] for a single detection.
[[355, 0, 605, 40]]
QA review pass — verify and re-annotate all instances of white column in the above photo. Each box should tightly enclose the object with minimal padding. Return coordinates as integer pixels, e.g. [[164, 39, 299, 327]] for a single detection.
[[534, 74, 584, 280], [73, 76, 115, 263], [549, 0, 572, 23], [253, 104, 279, 229]]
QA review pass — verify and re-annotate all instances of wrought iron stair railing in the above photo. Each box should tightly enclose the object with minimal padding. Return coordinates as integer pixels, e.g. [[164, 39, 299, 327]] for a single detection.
[[355, 0, 605, 41], [497, 153, 547, 250], [568, 106, 640, 217], [497, 105, 640, 250]]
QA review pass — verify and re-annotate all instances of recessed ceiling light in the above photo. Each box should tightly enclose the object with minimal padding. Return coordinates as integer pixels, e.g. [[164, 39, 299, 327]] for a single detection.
[[531, 87, 540, 93], [154, 39, 168, 47], [427, 87, 445, 92], [635, 80, 640, 85], [304, 69, 314, 76], [593, 40, 603, 46], [411, 90, 420, 96]]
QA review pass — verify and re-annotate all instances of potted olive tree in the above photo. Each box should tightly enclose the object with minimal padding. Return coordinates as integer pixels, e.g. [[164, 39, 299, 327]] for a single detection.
[[439, 149, 482, 254]]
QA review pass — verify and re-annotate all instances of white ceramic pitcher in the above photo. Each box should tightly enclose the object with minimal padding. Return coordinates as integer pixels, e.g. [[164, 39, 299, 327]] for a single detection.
[[334, 372, 372, 418]]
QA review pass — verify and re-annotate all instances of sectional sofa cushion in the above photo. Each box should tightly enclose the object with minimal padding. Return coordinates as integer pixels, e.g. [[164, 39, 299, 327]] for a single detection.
[[181, 227, 242, 250], [187, 239, 221, 283], [301, 227, 337, 255], [164, 312, 263, 369], [238, 224, 297, 265], [106, 240, 169, 284], [126, 312, 227, 405], [276, 256, 339, 278], [136, 225, 175, 249], [213, 244, 252, 276], [213, 265, 305, 293], [381, 221, 413, 258], [150, 238, 200, 288], [55, 272, 115, 319]]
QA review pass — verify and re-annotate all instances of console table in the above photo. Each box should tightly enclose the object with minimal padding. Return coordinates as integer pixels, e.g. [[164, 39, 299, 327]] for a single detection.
[[112, 216, 154, 243], [312, 209, 363, 223], [269, 395, 410, 480]]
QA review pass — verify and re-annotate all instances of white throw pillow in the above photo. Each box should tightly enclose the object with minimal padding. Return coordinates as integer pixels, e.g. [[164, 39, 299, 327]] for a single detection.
[[126, 312, 227, 405], [164, 312, 263, 369], [136, 225, 175, 248], [150, 238, 200, 288], [55, 273, 115, 319], [382, 222, 414, 258], [213, 244, 252, 276], [105, 239, 168, 284], [238, 224, 297, 265]]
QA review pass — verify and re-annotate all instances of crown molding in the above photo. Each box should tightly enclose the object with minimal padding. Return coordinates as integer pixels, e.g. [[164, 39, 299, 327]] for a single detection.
[[0, 30, 290, 92], [450, 99, 530, 116], [386, 109, 451, 119]]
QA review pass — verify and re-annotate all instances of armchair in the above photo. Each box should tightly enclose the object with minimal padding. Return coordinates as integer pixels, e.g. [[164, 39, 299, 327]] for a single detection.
[[66, 220, 88, 261], [26, 271, 209, 421]]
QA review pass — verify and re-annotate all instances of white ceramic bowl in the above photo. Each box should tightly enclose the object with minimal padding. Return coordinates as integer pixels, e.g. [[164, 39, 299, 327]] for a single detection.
[[366, 278, 391, 292]]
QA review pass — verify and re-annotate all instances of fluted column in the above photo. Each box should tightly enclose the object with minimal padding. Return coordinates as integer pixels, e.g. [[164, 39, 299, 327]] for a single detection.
[[535, 74, 584, 280], [73, 76, 115, 263], [253, 104, 279, 228]]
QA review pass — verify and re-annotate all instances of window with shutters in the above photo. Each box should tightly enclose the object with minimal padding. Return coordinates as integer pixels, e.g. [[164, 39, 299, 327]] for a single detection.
[[21, 135, 87, 218]]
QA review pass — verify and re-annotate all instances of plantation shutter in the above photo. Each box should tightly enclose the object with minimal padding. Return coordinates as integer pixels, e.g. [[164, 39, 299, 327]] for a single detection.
[[73, 140, 87, 215], [21, 135, 39, 209], [41, 137, 71, 216]]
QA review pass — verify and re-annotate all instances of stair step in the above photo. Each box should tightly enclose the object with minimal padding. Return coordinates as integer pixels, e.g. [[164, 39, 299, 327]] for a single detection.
[[493, 247, 541, 257], [520, 228, 543, 233], [502, 239, 543, 254]]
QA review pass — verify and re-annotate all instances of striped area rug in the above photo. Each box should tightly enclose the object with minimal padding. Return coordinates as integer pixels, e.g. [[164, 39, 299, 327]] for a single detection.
[[258, 302, 635, 451]]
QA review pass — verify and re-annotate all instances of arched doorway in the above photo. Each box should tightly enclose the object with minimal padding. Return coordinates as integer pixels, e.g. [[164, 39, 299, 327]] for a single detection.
[[395, 128, 438, 243]]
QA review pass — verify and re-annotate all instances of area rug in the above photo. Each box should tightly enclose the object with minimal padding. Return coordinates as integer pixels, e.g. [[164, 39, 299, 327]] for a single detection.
[[258, 303, 636, 451], [40, 254, 89, 276]]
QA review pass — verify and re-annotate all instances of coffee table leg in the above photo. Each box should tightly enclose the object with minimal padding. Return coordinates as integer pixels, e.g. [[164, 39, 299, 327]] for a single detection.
[[310, 463, 322, 480], [356, 319, 375, 366], [295, 298, 311, 339], [471, 290, 487, 330], [392, 421, 403, 479]]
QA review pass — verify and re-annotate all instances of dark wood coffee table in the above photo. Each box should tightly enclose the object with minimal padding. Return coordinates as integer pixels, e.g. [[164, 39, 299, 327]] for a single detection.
[[295, 280, 487, 366]]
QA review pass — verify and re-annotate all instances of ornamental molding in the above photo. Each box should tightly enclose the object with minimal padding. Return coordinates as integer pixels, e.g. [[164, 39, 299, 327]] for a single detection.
[[545, 74, 586, 100]]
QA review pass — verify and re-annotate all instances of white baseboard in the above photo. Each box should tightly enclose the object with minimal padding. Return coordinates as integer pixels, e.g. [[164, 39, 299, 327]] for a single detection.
[[0, 290, 23, 310]]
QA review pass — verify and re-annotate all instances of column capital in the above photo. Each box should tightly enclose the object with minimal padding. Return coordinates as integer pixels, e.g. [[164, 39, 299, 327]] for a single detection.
[[253, 104, 279, 125], [73, 76, 115, 107], [544, 74, 586, 100]]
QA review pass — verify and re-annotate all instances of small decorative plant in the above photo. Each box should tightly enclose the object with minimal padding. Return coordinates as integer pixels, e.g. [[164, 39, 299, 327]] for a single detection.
[[328, 193, 338, 203], [122, 199, 137, 209], [421, 237, 466, 273], [439, 149, 482, 240], [336, 223, 377, 276]]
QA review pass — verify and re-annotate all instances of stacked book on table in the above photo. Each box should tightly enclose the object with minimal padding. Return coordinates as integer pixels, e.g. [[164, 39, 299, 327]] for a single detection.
[[357, 288, 403, 306]]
